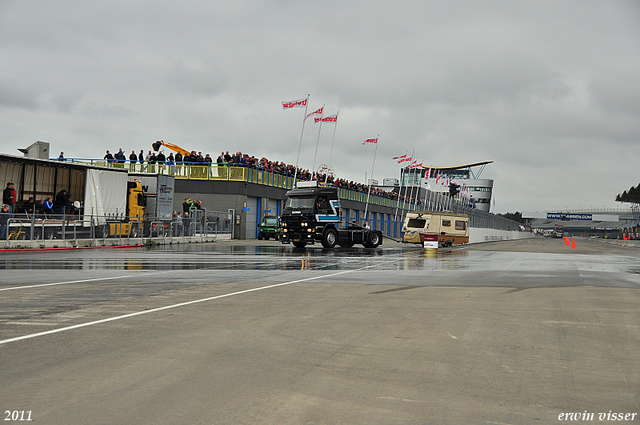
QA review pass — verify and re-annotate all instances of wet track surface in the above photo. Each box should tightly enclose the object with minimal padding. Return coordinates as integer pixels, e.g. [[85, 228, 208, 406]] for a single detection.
[[1, 238, 639, 425], [1, 239, 638, 284]]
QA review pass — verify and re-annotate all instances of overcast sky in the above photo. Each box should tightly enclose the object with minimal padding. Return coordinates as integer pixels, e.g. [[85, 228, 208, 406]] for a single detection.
[[1, 0, 639, 213]]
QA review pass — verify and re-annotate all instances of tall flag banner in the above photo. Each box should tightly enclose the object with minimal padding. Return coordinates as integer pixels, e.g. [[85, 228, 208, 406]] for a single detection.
[[315, 114, 337, 123], [393, 154, 407, 160], [311, 105, 325, 174], [363, 134, 380, 221], [327, 111, 340, 169], [306, 106, 324, 120], [282, 97, 308, 109], [398, 156, 412, 164], [283, 93, 311, 186]]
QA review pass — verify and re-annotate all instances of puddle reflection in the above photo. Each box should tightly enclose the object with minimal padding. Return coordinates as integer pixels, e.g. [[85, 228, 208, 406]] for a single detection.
[[0, 244, 474, 272]]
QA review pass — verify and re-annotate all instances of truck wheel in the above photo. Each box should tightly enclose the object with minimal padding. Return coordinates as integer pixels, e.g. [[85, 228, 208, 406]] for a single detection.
[[258, 232, 263, 240], [370, 231, 382, 247], [364, 231, 382, 248], [130, 224, 140, 238], [293, 241, 307, 248], [321, 228, 337, 248]]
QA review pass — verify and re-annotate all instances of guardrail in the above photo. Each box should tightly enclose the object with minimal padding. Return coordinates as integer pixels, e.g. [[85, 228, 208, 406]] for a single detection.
[[3, 211, 233, 242], [59, 158, 431, 210]]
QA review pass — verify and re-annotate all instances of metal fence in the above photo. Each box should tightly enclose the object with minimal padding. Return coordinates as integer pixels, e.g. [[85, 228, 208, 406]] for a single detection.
[[2, 210, 234, 241], [56, 158, 519, 232], [61, 159, 428, 210]]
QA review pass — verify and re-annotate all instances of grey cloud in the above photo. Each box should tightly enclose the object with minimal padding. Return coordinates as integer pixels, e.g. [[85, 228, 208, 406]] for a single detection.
[[1, 0, 639, 212]]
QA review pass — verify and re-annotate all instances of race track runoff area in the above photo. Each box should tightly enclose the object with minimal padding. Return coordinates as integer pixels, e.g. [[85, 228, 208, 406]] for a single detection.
[[1, 238, 639, 425]]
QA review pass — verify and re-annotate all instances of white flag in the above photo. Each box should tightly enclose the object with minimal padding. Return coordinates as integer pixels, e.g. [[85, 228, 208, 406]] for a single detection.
[[314, 114, 337, 123], [282, 97, 308, 109], [305, 106, 324, 120]]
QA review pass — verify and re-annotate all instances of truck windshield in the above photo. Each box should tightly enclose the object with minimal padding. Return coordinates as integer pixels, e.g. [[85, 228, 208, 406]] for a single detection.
[[263, 218, 278, 226], [285, 196, 315, 210]]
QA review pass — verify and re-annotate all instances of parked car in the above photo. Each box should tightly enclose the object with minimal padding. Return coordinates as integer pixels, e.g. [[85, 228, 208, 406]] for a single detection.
[[258, 215, 281, 240]]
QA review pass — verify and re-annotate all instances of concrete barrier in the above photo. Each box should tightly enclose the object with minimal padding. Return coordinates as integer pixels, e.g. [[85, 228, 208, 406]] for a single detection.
[[0, 235, 219, 250], [469, 228, 535, 244]]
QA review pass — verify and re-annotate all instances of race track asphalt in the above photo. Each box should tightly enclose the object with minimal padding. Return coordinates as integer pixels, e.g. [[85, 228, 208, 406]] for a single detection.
[[1, 237, 638, 424]]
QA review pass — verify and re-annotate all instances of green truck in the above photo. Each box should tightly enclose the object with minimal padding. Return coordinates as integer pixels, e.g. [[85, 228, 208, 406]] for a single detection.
[[258, 215, 281, 240]]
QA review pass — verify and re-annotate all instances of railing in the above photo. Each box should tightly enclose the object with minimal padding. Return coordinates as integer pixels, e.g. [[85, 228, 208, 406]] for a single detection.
[[2, 210, 233, 242], [62, 158, 429, 210]]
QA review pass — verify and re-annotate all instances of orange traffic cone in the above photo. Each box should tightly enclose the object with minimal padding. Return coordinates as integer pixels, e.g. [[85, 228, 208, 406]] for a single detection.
[[571, 237, 576, 249], [564, 237, 570, 246]]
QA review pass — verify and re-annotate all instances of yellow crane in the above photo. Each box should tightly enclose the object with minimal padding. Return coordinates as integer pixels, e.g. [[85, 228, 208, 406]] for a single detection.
[[152, 140, 191, 157]]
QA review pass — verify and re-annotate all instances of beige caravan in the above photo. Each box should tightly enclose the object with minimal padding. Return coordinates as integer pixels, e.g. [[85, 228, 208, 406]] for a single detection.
[[402, 211, 469, 246]]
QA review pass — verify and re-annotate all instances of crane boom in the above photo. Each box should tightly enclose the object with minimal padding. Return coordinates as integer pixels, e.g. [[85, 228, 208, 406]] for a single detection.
[[152, 140, 191, 157]]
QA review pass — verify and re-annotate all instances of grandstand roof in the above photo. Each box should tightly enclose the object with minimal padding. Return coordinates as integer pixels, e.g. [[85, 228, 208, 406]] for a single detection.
[[421, 161, 493, 171]]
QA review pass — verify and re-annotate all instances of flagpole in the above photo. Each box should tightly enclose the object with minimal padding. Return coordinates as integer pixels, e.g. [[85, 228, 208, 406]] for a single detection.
[[400, 164, 408, 221], [292, 93, 310, 187], [408, 153, 418, 212], [393, 166, 403, 232], [363, 134, 379, 224], [311, 104, 325, 178], [403, 149, 417, 221], [393, 150, 408, 227], [327, 111, 339, 169]]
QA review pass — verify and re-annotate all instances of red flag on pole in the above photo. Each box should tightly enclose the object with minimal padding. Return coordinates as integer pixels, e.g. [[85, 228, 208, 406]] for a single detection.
[[305, 106, 324, 120], [315, 114, 337, 123], [362, 138, 378, 145], [282, 97, 308, 109], [393, 154, 407, 160]]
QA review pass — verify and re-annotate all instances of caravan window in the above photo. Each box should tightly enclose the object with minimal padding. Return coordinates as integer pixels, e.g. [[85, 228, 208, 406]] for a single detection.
[[442, 220, 451, 227], [455, 220, 467, 230], [407, 218, 426, 228]]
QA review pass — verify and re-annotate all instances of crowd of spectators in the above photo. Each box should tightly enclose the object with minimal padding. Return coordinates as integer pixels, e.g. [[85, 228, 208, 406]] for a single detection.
[[98, 147, 421, 206]]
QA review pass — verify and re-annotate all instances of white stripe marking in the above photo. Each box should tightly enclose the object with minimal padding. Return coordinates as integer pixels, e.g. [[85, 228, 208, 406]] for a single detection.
[[0, 274, 146, 292], [0, 266, 377, 345]]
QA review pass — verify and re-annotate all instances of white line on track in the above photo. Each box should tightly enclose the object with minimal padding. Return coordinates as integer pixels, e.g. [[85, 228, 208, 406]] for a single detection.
[[0, 273, 164, 292], [0, 263, 384, 346]]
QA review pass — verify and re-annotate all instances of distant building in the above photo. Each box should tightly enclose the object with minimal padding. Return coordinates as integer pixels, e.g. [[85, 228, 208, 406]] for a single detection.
[[397, 161, 494, 212]]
